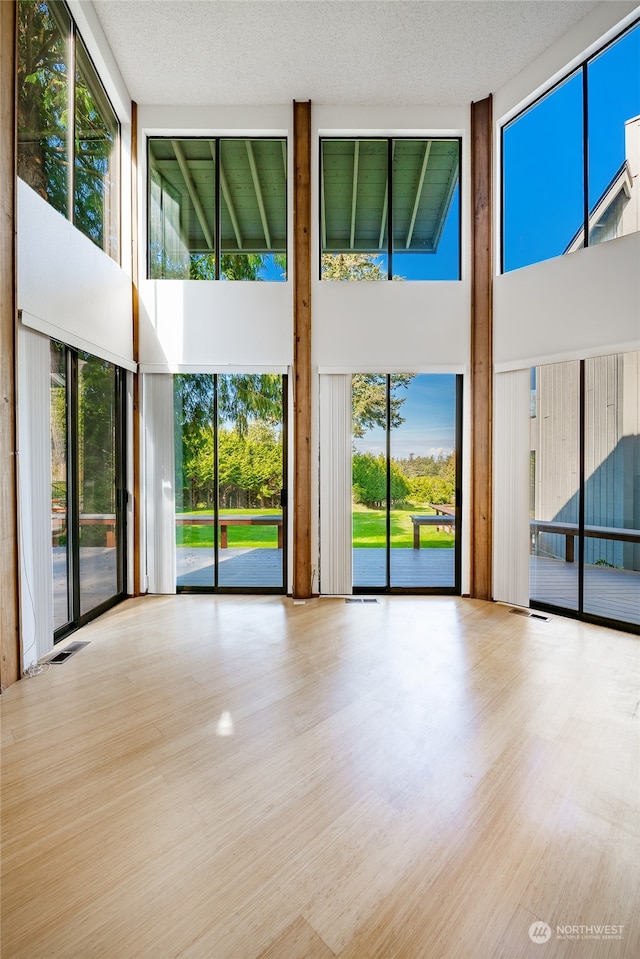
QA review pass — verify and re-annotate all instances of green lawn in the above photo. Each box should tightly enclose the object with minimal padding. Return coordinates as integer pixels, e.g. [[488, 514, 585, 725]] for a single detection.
[[175, 506, 454, 549], [352, 506, 454, 549], [176, 508, 281, 548]]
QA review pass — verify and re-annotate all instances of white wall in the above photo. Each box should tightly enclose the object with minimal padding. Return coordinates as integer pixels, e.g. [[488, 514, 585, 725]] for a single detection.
[[494, 231, 640, 372], [18, 182, 135, 369]]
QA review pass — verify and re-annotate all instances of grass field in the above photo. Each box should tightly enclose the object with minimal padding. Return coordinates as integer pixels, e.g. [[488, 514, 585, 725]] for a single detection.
[[175, 506, 455, 549]]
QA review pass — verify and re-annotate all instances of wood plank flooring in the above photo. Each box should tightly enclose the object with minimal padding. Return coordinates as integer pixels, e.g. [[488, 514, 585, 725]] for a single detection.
[[2, 595, 639, 958]]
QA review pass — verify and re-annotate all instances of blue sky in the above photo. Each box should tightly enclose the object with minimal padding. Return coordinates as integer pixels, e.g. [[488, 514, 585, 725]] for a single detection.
[[503, 22, 639, 272], [353, 374, 457, 459]]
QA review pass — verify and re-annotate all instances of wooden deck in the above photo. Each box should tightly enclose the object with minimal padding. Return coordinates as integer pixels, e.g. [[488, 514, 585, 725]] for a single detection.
[[530, 555, 640, 625]]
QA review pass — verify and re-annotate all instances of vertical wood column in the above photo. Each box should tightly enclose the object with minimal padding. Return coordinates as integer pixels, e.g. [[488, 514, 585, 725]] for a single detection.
[[470, 96, 493, 600], [1, 0, 22, 687], [131, 101, 142, 595], [292, 100, 312, 597]]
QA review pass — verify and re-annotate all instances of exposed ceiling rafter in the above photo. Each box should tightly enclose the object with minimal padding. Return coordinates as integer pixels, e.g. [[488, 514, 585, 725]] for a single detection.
[[214, 141, 244, 251], [406, 140, 432, 249], [171, 139, 213, 251], [246, 140, 271, 250], [350, 140, 360, 250]]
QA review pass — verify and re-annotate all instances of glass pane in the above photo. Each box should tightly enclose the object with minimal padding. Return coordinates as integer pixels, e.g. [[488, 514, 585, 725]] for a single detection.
[[217, 375, 284, 588], [503, 71, 584, 271], [74, 37, 119, 259], [392, 140, 460, 280], [321, 139, 388, 280], [352, 374, 389, 587], [220, 139, 287, 281], [148, 138, 216, 278], [389, 374, 457, 587], [583, 353, 640, 626], [530, 361, 580, 611], [17, 0, 71, 218], [174, 374, 215, 587], [78, 354, 118, 616], [588, 24, 640, 247], [50, 341, 70, 630]]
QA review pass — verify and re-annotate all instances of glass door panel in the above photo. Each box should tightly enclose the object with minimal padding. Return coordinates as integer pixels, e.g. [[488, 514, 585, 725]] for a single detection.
[[174, 374, 215, 588], [77, 353, 119, 616], [529, 361, 580, 611], [50, 341, 70, 631], [352, 374, 389, 588], [175, 373, 286, 592], [583, 353, 640, 626], [217, 375, 285, 589], [352, 373, 460, 592], [389, 374, 457, 588]]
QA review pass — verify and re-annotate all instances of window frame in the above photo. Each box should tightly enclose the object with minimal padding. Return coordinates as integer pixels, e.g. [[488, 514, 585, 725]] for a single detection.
[[319, 135, 462, 281], [17, 0, 121, 261], [500, 17, 640, 274], [146, 136, 288, 282]]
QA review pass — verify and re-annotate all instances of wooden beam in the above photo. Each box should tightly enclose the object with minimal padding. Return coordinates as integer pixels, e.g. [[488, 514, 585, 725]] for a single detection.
[[293, 101, 312, 598], [0, 0, 22, 688], [131, 101, 142, 596], [470, 96, 493, 601]]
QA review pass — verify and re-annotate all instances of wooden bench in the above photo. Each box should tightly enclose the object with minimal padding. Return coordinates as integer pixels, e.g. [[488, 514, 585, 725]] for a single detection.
[[530, 519, 640, 562], [176, 513, 283, 549], [411, 512, 456, 549], [52, 513, 117, 547]]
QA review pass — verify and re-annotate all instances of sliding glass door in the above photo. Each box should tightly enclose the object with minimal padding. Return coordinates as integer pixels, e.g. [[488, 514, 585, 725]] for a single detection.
[[50, 342, 126, 640], [530, 352, 640, 630], [174, 373, 287, 592], [352, 373, 461, 593]]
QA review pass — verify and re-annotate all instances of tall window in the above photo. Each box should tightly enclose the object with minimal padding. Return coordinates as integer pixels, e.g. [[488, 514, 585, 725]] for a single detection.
[[502, 20, 640, 272], [321, 138, 461, 280], [17, 1, 120, 259], [148, 138, 287, 280]]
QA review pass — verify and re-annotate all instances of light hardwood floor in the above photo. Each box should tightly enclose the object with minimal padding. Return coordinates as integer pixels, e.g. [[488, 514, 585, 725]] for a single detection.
[[1, 595, 638, 958]]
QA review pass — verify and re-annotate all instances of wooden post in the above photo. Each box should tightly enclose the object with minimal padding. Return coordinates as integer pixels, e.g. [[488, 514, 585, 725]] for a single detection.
[[0, 0, 22, 688], [131, 101, 142, 595], [292, 101, 312, 598], [470, 96, 493, 601]]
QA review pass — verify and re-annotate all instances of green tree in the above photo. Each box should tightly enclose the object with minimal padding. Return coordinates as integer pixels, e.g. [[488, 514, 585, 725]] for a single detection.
[[352, 453, 409, 508]]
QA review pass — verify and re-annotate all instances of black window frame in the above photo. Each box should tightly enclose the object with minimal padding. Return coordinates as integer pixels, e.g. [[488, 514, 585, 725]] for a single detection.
[[501, 17, 640, 274], [146, 136, 288, 281], [319, 136, 462, 281], [17, 0, 121, 261]]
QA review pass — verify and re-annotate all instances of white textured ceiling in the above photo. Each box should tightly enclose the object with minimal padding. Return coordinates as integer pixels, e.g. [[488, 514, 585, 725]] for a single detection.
[[92, 0, 600, 106]]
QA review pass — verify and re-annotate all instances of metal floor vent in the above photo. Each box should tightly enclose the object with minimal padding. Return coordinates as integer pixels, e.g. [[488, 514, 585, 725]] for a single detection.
[[346, 598, 379, 604], [510, 608, 551, 622], [48, 641, 89, 664]]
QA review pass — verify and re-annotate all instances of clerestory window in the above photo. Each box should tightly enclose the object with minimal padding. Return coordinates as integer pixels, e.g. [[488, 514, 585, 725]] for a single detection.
[[147, 137, 287, 281], [17, 0, 120, 260], [320, 137, 461, 280]]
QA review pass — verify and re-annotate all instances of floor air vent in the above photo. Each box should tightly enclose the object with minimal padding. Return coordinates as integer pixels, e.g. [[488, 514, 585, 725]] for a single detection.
[[510, 608, 550, 622], [48, 641, 89, 664], [346, 598, 379, 604]]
